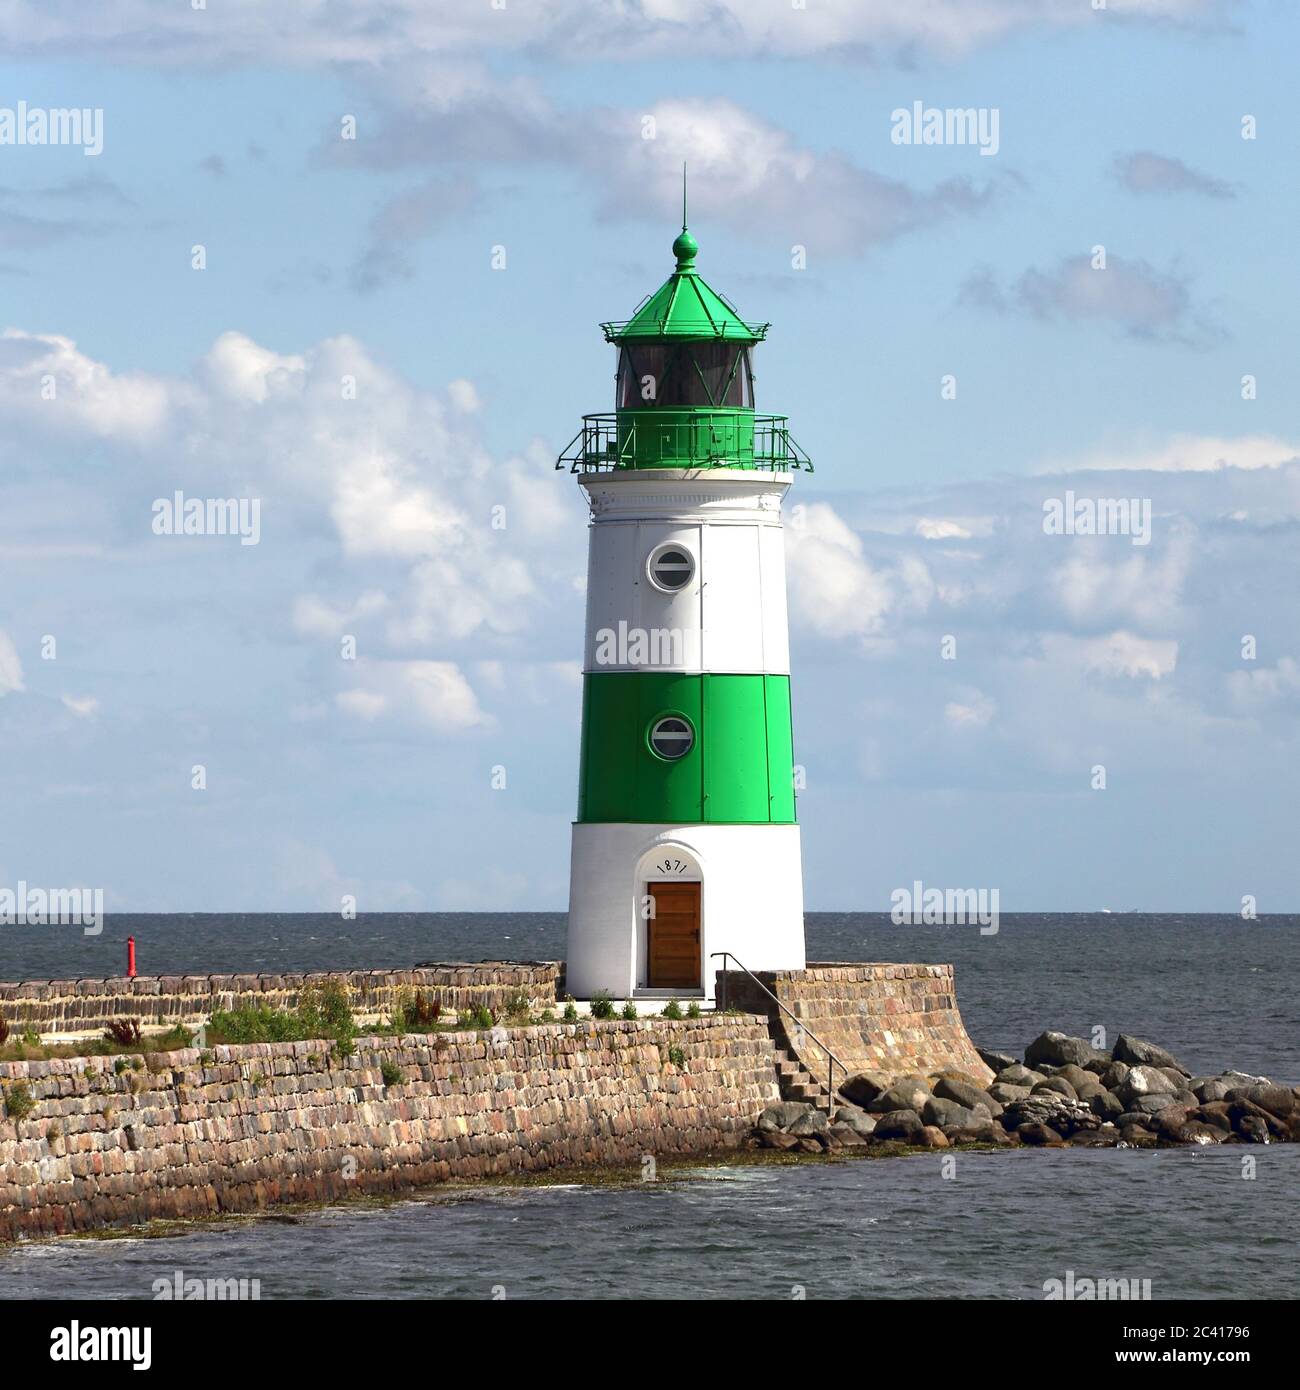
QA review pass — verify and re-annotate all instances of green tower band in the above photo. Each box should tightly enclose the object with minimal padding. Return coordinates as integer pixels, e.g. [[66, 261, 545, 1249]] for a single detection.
[[577, 672, 796, 824]]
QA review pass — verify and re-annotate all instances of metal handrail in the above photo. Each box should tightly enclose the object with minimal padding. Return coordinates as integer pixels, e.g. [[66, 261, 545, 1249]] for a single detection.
[[555, 412, 813, 474], [711, 951, 846, 1115], [599, 315, 770, 341]]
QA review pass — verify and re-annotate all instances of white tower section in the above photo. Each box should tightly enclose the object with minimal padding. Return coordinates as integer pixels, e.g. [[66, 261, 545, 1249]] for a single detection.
[[566, 467, 805, 1002]]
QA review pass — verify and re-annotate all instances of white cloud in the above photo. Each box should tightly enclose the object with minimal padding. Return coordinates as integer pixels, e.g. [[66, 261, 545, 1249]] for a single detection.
[[400, 660, 491, 731], [329, 449, 463, 560], [1227, 657, 1300, 711], [292, 590, 389, 640], [447, 379, 480, 413], [1040, 631, 1179, 680], [338, 660, 491, 733], [335, 689, 388, 721], [945, 690, 997, 728], [963, 253, 1220, 346], [781, 437, 1300, 810], [0, 5, 1230, 284], [289, 701, 329, 722], [472, 658, 583, 707], [786, 502, 895, 640], [1048, 535, 1193, 629], [590, 98, 995, 257], [0, 0, 1224, 67], [1113, 151, 1235, 200], [334, 91, 999, 269], [1062, 434, 1300, 474], [60, 693, 100, 716], [0, 630, 23, 695], [0, 327, 568, 661], [915, 518, 973, 540], [384, 550, 536, 647], [502, 443, 592, 543], [196, 330, 306, 404], [0, 328, 174, 446]]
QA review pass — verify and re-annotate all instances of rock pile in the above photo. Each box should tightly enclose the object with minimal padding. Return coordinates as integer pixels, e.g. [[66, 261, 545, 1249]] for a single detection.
[[753, 1030, 1299, 1153]]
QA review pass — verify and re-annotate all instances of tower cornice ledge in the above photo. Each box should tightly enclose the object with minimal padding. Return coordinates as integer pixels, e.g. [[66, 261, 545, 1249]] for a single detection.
[[579, 469, 791, 523]]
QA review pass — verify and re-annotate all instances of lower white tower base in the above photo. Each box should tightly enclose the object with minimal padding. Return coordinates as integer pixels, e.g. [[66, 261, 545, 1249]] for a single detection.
[[566, 822, 805, 1001]]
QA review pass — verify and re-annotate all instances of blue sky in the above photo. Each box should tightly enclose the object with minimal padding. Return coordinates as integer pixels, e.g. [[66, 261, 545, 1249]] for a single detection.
[[1, 0, 1297, 915]]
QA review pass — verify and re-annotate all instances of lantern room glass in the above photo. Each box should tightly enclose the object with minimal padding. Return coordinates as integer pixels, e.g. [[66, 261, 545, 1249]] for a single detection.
[[617, 343, 753, 409]]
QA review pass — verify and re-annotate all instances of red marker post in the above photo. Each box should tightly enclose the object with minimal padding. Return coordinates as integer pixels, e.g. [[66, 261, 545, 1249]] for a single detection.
[[126, 936, 137, 979]]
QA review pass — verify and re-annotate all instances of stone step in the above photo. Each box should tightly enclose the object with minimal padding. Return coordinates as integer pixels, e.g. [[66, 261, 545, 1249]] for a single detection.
[[786, 1081, 829, 1103]]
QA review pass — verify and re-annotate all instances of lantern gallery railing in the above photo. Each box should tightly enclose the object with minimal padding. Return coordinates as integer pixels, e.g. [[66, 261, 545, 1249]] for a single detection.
[[556, 412, 814, 474]]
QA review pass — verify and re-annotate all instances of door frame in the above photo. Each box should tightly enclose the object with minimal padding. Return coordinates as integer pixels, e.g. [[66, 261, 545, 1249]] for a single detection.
[[635, 842, 703, 991]]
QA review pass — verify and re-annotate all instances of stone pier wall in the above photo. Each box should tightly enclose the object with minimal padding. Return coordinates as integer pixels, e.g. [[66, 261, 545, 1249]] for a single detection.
[[0, 1015, 778, 1240], [717, 962, 994, 1088], [0, 963, 559, 1038]]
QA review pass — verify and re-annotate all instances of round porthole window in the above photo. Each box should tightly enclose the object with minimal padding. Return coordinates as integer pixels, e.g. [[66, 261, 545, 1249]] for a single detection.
[[647, 544, 694, 592], [648, 715, 694, 761]]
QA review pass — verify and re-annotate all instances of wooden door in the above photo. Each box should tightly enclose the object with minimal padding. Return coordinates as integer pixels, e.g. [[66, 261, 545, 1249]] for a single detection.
[[648, 881, 701, 989]]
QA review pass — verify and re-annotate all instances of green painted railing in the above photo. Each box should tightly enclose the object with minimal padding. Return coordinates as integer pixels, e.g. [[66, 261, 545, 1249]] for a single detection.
[[557, 411, 813, 474]]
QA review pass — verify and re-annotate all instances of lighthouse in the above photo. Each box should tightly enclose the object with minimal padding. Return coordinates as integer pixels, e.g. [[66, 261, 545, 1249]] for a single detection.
[[558, 195, 812, 1001]]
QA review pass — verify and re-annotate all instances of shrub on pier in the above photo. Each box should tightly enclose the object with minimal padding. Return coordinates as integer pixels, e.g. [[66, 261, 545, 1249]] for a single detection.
[[2, 1083, 35, 1122]]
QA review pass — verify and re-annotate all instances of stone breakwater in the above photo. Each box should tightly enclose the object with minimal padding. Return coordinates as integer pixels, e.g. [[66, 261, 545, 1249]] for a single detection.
[[0, 963, 558, 1037], [5, 958, 1286, 1243], [718, 962, 994, 1091], [0, 1015, 777, 1241], [753, 1028, 1300, 1153]]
